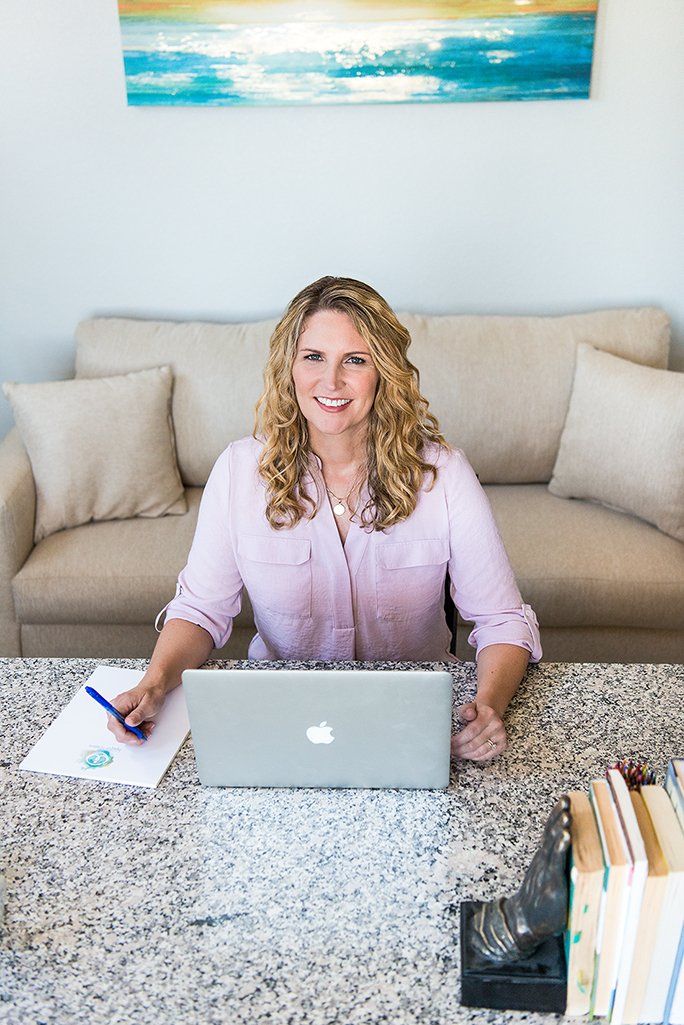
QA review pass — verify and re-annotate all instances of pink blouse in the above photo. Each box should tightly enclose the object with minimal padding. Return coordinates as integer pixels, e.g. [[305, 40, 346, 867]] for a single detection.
[[163, 436, 542, 663]]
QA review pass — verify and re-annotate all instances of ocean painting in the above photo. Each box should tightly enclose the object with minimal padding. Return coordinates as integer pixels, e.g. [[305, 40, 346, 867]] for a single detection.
[[117, 0, 599, 106]]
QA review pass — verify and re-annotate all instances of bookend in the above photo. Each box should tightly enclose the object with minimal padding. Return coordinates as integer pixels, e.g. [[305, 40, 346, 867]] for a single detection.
[[460, 901, 567, 1012], [459, 795, 571, 1014]]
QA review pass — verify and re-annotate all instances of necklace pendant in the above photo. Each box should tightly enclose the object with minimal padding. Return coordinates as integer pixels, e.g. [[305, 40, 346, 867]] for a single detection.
[[332, 501, 345, 517]]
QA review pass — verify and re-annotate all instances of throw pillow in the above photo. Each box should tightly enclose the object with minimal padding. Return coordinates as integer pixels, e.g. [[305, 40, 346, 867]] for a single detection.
[[549, 343, 684, 542], [3, 366, 187, 542]]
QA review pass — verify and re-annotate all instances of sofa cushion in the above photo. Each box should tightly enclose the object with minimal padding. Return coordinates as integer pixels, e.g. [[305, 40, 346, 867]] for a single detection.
[[12, 488, 254, 633], [400, 307, 670, 484], [498, 626, 684, 665], [75, 308, 670, 488], [548, 344, 684, 542], [20, 481, 679, 635], [484, 484, 684, 631], [19, 622, 255, 659], [3, 367, 186, 542], [75, 317, 277, 487]]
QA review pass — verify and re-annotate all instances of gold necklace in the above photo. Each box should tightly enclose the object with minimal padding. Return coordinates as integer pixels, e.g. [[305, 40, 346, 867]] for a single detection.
[[324, 464, 366, 517], [326, 487, 348, 517]]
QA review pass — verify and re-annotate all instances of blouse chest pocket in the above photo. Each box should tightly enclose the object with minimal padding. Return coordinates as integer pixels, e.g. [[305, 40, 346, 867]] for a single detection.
[[237, 535, 312, 620], [375, 539, 449, 623]]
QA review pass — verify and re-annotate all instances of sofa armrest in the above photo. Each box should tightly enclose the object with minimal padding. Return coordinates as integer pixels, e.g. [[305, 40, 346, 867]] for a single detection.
[[0, 428, 36, 654]]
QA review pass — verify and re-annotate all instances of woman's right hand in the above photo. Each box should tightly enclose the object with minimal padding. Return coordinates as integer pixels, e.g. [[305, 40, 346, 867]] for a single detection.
[[105, 619, 215, 745], [107, 679, 167, 745]]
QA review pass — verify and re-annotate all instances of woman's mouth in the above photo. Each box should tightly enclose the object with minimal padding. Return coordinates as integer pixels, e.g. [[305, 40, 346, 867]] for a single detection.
[[315, 396, 352, 410]]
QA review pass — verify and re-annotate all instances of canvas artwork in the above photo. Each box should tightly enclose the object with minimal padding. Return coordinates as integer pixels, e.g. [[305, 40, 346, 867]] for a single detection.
[[117, 0, 599, 106]]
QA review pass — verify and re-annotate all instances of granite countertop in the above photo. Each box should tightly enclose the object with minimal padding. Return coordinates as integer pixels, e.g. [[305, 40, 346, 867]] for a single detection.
[[1, 658, 683, 1025]]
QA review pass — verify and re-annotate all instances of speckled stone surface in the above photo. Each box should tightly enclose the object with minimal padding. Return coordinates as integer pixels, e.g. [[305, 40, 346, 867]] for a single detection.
[[1, 658, 682, 1025]]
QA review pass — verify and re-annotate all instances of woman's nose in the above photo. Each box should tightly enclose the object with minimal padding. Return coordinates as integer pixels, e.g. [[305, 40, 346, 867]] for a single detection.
[[322, 361, 344, 391]]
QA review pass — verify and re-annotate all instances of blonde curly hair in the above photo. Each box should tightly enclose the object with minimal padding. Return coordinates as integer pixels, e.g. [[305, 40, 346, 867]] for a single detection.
[[254, 276, 446, 530]]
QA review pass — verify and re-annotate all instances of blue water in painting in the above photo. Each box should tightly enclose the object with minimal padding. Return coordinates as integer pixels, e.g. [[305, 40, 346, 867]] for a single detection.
[[120, 14, 596, 106]]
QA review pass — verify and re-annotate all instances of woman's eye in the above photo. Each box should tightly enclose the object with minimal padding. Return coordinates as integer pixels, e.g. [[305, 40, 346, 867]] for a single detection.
[[303, 353, 323, 361], [347, 356, 366, 365]]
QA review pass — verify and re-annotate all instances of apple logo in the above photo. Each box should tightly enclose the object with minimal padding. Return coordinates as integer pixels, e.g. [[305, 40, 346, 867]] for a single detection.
[[306, 721, 334, 745]]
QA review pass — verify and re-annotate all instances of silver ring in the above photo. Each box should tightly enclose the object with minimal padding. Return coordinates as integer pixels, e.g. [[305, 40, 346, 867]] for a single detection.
[[487, 739, 497, 751]]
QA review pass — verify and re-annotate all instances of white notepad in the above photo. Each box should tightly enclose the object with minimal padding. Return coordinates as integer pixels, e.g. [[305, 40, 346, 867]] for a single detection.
[[20, 665, 189, 788]]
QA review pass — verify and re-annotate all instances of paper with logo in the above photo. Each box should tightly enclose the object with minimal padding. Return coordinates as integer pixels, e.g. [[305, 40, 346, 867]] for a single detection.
[[20, 665, 189, 788]]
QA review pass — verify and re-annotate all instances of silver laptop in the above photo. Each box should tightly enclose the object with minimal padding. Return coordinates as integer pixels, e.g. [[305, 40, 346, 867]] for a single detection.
[[181, 667, 453, 789]]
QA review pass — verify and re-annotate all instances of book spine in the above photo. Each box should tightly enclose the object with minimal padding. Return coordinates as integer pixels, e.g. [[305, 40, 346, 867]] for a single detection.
[[667, 762, 684, 835], [664, 923, 684, 1025], [589, 782, 615, 1018]]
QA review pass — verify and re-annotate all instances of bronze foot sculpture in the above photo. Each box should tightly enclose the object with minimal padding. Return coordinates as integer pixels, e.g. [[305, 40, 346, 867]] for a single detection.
[[460, 795, 572, 1013]]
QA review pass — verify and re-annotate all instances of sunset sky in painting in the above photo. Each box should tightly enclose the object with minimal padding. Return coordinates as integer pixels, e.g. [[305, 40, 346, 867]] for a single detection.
[[118, 0, 598, 22]]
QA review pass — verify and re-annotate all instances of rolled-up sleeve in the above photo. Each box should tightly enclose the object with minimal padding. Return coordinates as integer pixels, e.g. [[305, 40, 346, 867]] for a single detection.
[[444, 449, 542, 662], [161, 446, 243, 649], [465, 601, 542, 662]]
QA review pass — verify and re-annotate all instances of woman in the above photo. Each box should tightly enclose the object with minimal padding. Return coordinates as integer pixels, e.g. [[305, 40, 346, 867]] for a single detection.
[[108, 276, 541, 760]]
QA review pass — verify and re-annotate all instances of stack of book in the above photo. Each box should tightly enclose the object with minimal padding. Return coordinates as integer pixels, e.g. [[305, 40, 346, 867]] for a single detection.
[[566, 757, 684, 1023]]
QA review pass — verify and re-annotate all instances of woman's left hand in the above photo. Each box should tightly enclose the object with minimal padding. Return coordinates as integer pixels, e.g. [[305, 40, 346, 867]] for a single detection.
[[451, 700, 507, 762]]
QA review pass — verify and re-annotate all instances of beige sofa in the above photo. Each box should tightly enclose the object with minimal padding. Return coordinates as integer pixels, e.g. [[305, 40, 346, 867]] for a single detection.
[[2, 307, 683, 663]]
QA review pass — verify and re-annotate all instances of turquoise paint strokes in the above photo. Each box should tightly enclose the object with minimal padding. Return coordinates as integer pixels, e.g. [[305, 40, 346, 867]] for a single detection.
[[119, 13, 596, 105]]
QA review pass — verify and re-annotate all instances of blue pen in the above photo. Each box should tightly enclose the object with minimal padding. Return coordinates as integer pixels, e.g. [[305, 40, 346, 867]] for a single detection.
[[85, 686, 147, 741]]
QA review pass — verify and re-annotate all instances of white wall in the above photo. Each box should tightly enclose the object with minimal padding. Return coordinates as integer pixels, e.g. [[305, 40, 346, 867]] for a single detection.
[[1, 0, 683, 439]]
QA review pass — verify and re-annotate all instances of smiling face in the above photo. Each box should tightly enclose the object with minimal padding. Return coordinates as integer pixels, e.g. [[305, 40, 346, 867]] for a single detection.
[[291, 309, 380, 449]]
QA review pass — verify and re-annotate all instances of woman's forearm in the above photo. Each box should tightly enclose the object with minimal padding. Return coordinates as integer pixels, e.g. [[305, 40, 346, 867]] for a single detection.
[[143, 618, 215, 695], [475, 643, 530, 717]]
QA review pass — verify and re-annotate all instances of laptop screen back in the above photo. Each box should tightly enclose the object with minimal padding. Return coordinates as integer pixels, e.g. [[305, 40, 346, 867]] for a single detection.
[[181, 667, 453, 789]]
